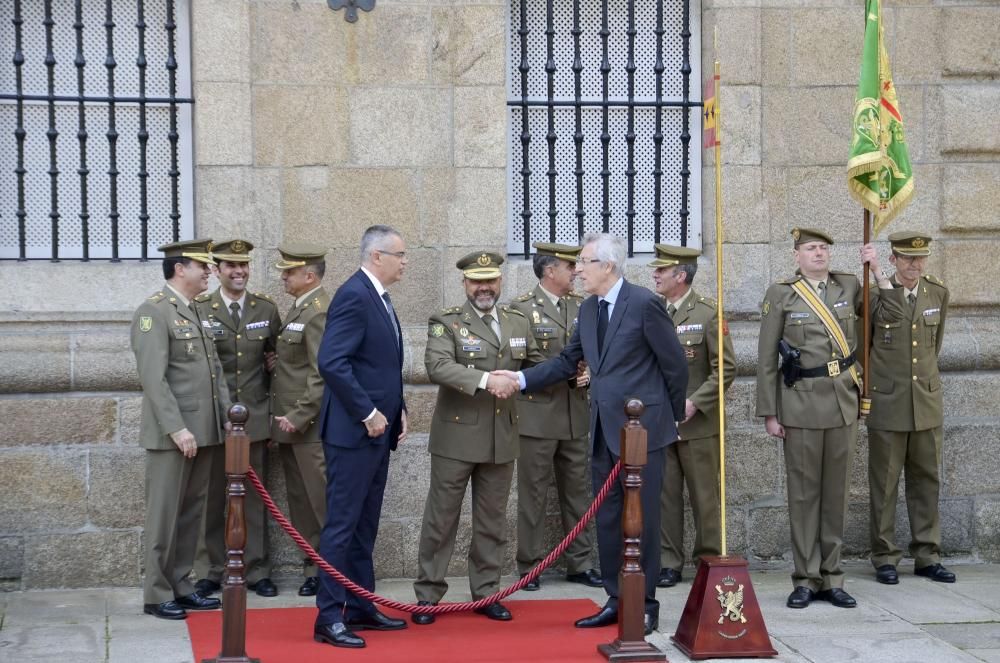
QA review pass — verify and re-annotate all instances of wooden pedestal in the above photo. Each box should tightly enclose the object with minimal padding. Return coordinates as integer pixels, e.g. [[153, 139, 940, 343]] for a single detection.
[[671, 556, 777, 660]]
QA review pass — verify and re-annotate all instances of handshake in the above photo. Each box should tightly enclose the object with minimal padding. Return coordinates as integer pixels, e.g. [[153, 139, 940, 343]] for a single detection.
[[487, 370, 520, 399]]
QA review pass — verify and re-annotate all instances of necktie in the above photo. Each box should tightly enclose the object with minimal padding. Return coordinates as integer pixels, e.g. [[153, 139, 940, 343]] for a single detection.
[[667, 303, 677, 318], [597, 300, 609, 354], [482, 314, 500, 343], [907, 293, 917, 309], [382, 292, 400, 346], [229, 301, 241, 328], [817, 281, 827, 303]]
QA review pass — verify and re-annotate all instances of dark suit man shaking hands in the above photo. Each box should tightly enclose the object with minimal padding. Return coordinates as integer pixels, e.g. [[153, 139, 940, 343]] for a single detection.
[[499, 233, 688, 636], [313, 225, 409, 649]]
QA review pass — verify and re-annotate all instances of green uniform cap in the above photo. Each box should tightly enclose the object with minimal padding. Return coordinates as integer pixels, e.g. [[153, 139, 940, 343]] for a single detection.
[[275, 243, 327, 270], [457, 251, 504, 280], [158, 239, 216, 265], [212, 238, 254, 263], [791, 227, 834, 247], [532, 242, 582, 264], [649, 243, 700, 268], [887, 231, 932, 257]]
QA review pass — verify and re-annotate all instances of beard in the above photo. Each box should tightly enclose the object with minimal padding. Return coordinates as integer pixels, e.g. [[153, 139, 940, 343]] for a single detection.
[[470, 291, 497, 312]]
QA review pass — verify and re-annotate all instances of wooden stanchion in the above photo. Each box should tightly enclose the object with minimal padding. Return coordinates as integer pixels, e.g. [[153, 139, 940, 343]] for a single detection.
[[203, 404, 260, 663], [598, 400, 667, 663]]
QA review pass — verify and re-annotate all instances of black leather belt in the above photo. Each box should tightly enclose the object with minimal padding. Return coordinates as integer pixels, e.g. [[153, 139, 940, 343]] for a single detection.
[[799, 353, 856, 378]]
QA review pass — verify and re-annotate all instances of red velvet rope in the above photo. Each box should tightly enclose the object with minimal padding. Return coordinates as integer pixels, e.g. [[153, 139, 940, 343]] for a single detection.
[[246, 460, 622, 614]]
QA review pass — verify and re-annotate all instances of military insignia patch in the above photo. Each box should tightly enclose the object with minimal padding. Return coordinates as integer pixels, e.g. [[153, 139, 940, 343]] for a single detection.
[[460, 327, 469, 337], [430, 323, 445, 337], [761, 301, 770, 317], [138, 316, 153, 332]]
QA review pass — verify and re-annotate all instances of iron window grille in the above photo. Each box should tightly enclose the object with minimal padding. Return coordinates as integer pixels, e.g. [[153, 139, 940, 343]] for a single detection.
[[506, 0, 702, 257], [0, 0, 194, 261]]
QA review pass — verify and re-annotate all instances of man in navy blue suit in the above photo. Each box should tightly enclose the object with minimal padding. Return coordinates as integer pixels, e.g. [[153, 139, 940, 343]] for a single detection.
[[313, 225, 409, 649], [500, 233, 687, 636]]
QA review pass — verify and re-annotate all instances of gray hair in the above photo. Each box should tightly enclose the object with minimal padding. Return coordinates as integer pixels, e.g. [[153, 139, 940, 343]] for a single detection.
[[676, 262, 697, 285], [360, 224, 401, 263], [583, 233, 626, 276]]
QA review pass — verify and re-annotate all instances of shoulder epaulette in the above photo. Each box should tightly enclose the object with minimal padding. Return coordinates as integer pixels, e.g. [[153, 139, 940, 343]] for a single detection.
[[829, 269, 855, 276], [567, 291, 584, 299], [194, 293, 211, 303], [252, 291, 275, 303], [696, 296, 718, 310], [923, 274, 945, 287], [440, 306, 463, 315], [776, 275, 801, 285], [503, 305, 525, 318], [515, 292, 533, 302], [148, 291, 165, 302]]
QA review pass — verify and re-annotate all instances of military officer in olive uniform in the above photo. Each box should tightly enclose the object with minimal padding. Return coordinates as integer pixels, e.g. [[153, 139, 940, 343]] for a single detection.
[[271, 244, 331, 597], [412, 252, 545, 624], [862, 232, 955, 585], [756, 228, 863, 610], [193, 239, 282, 598], [511, 242, 601, 591], [650, 244, 735, 588], [131, 239, 230, 620]]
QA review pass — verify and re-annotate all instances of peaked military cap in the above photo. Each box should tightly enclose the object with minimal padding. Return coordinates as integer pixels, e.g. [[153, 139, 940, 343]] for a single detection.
[[533, 242, 582, 264], [649, 243, 700, 268], [888, 231, 932, 257], [212, 238, 254, 263], [275, 243, 327, 270], [790, 227, 834, 247], [158, 239, 216, 265], [457, 251, 504, 280]]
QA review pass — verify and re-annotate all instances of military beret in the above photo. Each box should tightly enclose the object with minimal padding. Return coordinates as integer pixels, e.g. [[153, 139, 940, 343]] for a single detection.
[[158, 239, 216, 265], [212, 238, 254, 263], [791, 227, 834, 247], [457, 251, 504, 280], [888, 231, 931, 257], [275, 243, 327, 270], [533, 242, 582, 264], [649, 243, 700, 268]]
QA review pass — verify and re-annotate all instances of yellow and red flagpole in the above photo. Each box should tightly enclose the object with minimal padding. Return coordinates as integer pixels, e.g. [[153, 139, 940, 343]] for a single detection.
[[672, 30, 777, 659]]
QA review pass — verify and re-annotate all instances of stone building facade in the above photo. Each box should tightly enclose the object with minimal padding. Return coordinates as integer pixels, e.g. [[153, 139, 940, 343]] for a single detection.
[[1, 0, 998, 590]]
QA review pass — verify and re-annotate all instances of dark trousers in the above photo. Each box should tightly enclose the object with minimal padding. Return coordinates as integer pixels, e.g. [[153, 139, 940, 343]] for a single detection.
[[315, 440, 391, 626], [592, 420, 664, 618]]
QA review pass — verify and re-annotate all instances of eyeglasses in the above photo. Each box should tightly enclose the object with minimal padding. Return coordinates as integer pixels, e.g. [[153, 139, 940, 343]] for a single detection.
[[575, 257, 603, 266], [377, 250, 407, 259]]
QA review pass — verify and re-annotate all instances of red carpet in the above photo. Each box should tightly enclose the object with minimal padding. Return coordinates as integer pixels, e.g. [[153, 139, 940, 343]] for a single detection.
[[188, 599, 616, 662]]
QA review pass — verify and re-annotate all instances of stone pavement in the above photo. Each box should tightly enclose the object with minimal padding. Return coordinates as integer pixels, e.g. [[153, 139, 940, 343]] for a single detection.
[[2, 562, 999, 662]]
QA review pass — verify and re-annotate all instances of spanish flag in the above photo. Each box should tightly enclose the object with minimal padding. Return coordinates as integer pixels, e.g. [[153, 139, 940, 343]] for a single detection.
[[848, 0, 913, 237], [703, 75, 718, 149]]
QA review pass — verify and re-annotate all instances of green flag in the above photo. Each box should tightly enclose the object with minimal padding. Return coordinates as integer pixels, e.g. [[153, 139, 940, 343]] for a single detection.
[[848, 0, 913, 237]]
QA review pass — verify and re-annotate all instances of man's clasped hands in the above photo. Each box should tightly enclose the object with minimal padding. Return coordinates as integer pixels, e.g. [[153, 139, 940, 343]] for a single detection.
[[485, 361, 590, 399]]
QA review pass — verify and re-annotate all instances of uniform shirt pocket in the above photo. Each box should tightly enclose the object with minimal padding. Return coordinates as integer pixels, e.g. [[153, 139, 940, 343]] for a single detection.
[[876, 321, 901, 345], [441, 408, 479, 426], [245, 327, 272, 342], [175, 393, 201, 411], [870, 374, 894, 395]]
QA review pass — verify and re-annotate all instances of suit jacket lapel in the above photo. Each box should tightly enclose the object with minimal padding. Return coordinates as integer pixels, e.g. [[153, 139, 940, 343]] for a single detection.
[[358, 270, 399, 345], [581, 296, 599, 364], [534, 286, 566, 331], [673, 298, 692, 326], [210, 289, 237, 332]]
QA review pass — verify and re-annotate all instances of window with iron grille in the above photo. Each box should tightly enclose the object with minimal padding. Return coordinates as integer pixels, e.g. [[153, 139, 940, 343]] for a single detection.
[[506, 0, 702, 256], [0, 0, 193, 261]]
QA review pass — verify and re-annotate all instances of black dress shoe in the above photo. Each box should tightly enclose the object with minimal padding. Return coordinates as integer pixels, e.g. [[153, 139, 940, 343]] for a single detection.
[[786, 586, 814, 609], [915, 563, 956, 583], [816, 588, 857, 608], [143, 600, 187, 620], [644, 613, 659, 636], [176, 592, 222, 611], [249, 578, 279, 597], [194, 578, 221, 597], [875, 564, 899, 585], [657, 568, 682, 588], [412, 601, 436, 625], [474, 602, 512, 621], [347, 610, 408, 631], [520, 573, 541, 591], [314, 623, 365, 649], [575, 606, 618, 628], [298, 577, 319, 596], [566, 569, 603, 587]]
